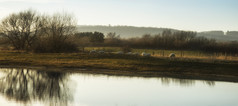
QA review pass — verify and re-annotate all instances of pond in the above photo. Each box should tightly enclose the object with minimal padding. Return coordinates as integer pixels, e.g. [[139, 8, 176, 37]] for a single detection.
[[0, 68, 238, 106]]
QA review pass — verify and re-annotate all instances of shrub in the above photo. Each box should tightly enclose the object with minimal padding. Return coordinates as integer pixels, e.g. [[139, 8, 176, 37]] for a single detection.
[[31, 38, 78, 53]]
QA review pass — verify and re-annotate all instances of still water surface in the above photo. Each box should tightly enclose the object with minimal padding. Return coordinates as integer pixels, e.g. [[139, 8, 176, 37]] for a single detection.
[[0, 68, 238, 106]]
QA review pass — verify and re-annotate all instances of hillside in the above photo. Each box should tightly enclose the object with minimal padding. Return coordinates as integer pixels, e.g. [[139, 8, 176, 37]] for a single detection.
[[77, 25, 178, 38], [77, 25, 238, 41], [197, 31, 238, 42]]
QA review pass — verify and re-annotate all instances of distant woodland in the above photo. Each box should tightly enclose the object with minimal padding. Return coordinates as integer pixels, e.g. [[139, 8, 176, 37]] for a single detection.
[[74, 30, 238, 54], [0, 10, 238, 55], [77, 25, 238, 42]]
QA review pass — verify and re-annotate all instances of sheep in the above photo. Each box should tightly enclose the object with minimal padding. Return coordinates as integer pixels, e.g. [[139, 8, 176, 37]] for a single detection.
[[169, 53, 176, 58], [126, 52, 133, 55], [89, 50, 97, 54], [116, 51, 124, 54], [141, 52, 151, 57], [98, 50, 105, 54]]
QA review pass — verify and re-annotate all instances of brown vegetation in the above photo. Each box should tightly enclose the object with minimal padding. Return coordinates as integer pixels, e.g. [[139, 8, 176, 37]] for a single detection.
[[74, 30, 238, 55], [0, 9, 78, 53], [0, 9, 238, 82], [0, 51, 238, 82]]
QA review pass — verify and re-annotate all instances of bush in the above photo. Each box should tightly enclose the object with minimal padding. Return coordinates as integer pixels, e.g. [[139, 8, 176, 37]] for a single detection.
[[32, 38, 78, 53]]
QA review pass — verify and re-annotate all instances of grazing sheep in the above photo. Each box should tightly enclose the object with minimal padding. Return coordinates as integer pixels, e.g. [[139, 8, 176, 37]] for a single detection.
[[141, 52, 151, 57], [116, 51, 124, 54], [126, 52, 133, 55], [89, 50, 97, 54], [169, 53, 176, 58], [98, 50, 105, 54]]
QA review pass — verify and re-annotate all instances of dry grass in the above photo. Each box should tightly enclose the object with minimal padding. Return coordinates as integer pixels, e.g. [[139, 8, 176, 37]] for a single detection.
[[85, 47, 238, 61], [0, 50, 238, 82]]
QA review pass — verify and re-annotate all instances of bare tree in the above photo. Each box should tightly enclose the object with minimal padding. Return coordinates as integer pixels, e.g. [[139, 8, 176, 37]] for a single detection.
[[0, 9, 78, 53], [0, 9, 43, 50], [33, 12, 78, 53], [105, 32, 121, 46], [43, 13, 76, 41]]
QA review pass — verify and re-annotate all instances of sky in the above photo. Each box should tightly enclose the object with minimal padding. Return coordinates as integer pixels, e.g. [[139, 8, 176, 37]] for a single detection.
[[0, 0, 237, 32]]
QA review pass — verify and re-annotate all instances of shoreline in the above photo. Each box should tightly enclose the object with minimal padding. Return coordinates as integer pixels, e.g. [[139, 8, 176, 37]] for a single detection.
[[0, 65, 238, 83], [0, 52, 238, 82]]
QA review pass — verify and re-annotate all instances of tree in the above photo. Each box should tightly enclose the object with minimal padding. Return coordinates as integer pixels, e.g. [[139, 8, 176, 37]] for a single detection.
[[0, 9, 42, 50], [0, 9, 78, 53], [89, 32, 104, 43], [105, 32, 121, 46], [75, 32, 93, 38], [35, 13, 77, 52], [106, 32, 120, 39], [75, 32, 105, 44]]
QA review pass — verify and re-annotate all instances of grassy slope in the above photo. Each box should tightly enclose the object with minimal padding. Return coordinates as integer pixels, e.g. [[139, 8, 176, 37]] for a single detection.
[[0, 51, 238, 82]]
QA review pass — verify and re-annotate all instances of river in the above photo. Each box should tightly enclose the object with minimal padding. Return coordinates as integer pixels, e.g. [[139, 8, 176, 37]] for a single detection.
[[0, 68, 237, 106]]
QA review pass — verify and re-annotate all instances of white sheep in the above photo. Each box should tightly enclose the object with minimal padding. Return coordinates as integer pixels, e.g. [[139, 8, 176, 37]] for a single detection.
[[126, 52, 133, 55], [141, 52, 151, 57], [116, 51, 124, 54], [169, 53, 176, 58], [98, 50, 105, 54], [89, 50, 97, 54]]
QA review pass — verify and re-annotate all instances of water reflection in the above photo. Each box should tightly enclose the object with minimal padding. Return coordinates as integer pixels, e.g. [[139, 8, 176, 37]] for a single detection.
[[78, 73, 215, 87], [160, 77, 215, 87], [0, 68, 72, 106], [0, 68, 221, 106]]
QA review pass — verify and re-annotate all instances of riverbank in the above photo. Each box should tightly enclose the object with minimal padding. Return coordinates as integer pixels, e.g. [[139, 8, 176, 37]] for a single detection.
[[0, 51, 238, 82]]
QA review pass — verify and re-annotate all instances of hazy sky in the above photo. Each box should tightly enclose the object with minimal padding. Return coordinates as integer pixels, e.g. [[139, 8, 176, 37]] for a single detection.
[[0, 0, 237, 31]]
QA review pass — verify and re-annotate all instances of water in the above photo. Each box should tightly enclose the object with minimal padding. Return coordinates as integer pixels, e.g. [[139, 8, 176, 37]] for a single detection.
[[0, 68, 238, 106]]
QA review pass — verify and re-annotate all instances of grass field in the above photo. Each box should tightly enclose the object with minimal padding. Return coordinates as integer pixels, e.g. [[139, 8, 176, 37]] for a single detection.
[[85, 47, 238, 61], [0, 50, 238, 82]]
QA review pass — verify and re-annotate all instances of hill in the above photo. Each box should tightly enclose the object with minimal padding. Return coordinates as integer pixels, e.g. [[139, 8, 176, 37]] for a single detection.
[[197, 31, 238, 42], [77, 25, 238, 41], [77, 25, 178, 38]]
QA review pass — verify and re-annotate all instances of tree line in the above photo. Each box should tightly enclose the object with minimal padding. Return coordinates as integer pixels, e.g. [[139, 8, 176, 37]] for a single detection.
[[0, 9, 78, 53], [0, 9, 238, 54], [74, 30, 238, 54]]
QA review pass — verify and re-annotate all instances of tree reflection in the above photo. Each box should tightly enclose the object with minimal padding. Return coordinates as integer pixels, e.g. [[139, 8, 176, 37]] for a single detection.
[[160, 77, 215, 87], [0, 68, 72, 106]]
